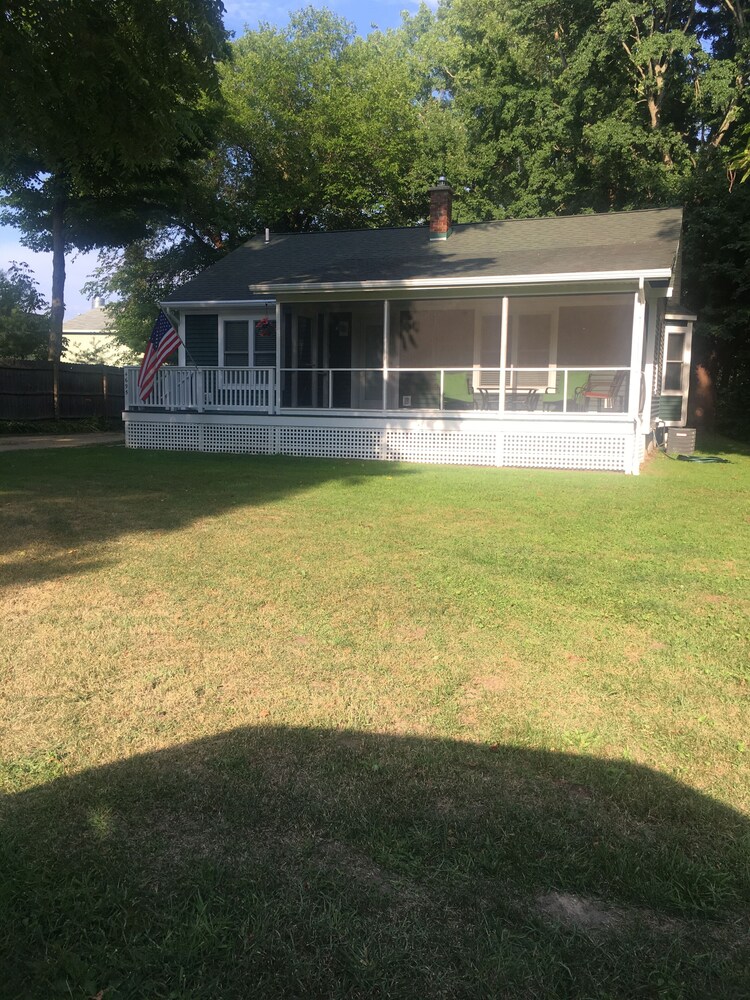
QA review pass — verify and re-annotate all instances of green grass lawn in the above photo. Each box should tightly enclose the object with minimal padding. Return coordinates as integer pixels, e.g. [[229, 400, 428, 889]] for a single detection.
[[1, 442, 749, 998]]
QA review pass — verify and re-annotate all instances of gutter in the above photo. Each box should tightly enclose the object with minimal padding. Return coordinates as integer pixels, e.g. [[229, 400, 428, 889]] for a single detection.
[[251, 268, 672, 295], [159, 299, 274, 309]]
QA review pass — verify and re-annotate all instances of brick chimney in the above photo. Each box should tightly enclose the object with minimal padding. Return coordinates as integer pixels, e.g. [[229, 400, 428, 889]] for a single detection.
[[429, 177, 453, 240]]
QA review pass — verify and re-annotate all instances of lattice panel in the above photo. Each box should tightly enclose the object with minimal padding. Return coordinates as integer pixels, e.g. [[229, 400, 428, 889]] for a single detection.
[[126, 418, 635, 472], [202, 424, 274, 454], [277, 427, 382, 459], [501, 434, 627, 471], [126, 421, 201, 451], [382, 431, 497, 466]]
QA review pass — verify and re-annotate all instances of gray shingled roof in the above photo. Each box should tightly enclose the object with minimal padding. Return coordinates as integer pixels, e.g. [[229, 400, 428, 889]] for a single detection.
[[62, 306, 112, 334], [164, 208, 682, 304]]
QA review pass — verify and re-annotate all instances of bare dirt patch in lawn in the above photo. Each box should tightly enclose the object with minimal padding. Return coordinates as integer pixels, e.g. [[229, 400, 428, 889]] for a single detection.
[[536, 892, 621, 931]]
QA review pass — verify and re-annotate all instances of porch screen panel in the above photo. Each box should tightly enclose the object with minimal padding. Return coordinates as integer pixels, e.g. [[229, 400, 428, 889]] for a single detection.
[[480, 315, 501, 368], [556, 296, 632, 367], [392, 302, 476, 368], [184, 314, 219, 367], [280, 301, 385, 409], [513, 314, 552, 388]]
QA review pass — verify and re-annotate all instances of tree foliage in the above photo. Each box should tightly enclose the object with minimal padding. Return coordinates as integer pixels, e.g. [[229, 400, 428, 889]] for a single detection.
[[0, 0, 229, 360], [0, 264, 51, 359], [219, 8, 467, 231], [88, 8, 471, 350]]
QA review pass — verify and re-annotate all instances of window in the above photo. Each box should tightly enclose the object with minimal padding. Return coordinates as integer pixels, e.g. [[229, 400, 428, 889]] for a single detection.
[[658, 321, 693, 425], [224, 320, 249, 367], [254, 319, 277, 368], [220, 317, 278, 368], [185, 314, 218, 366], [663, 332, 685, 392]]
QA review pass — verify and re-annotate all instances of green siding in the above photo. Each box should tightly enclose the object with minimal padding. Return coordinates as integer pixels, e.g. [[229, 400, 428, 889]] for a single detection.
[[185, 314, 218, 366], [658, 395, 683, 421]]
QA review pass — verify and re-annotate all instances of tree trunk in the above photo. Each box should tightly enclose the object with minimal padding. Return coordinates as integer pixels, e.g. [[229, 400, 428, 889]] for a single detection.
[[47, 185, 66, 364], [47, 184, 67, 419]]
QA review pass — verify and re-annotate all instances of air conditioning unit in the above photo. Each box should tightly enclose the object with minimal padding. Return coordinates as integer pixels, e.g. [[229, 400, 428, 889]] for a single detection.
[[666, 427, 696, 456]]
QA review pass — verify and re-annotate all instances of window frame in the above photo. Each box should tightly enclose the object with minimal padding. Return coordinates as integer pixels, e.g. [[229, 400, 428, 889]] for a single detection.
[[660, 321, 693, 425], [218, 313, 276, 369]]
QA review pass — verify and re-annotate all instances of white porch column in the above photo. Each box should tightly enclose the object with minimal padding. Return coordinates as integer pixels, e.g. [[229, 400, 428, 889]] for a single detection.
[[642, 296, 659, 430], [178, 314, 186, 366], [274, 301, 282, 413], [628, 285, 646, 417], [196, 368, 204, 413], [382, 299, 390, 412], [499, 296, 509, 412], [628, 283, 647, 474]]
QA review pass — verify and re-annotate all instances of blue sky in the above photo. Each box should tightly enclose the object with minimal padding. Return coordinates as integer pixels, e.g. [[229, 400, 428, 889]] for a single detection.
[[0, 1, 424, 317]]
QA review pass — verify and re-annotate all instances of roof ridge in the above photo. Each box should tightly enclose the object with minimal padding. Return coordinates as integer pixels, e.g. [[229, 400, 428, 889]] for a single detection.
[[243, 206, 682, 242]]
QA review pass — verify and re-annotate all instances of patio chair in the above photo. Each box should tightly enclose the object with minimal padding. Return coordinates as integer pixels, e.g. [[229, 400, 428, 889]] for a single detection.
[[505, 387, 540, 411], [575, 371, 627, 412], [466, 373, 484, 410]]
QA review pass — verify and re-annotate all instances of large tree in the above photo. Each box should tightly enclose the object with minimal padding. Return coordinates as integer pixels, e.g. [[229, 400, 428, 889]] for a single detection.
[[414, 0, 748, 217], [0, 0, 229, 361], [89, 8, 469, 351], [220, 8, 467, 232]]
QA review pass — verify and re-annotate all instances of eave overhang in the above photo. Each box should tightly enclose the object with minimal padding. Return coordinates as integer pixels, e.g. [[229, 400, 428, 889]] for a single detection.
[[251, 268, 673, 297], [160, 299, 273, 309]]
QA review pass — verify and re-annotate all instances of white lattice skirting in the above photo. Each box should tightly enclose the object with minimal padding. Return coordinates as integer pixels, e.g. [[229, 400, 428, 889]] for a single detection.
[[125, 414, 639, 472]]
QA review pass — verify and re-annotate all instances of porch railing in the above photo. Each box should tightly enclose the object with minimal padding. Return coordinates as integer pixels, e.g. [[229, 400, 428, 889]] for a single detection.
[[123, 365, 631, 415], [278, 366, 631, 414], [124, 366, 275, 413]]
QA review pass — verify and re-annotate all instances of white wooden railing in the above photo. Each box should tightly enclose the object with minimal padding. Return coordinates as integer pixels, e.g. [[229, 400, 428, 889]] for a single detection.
[[123, 365, 632, 416], [277, 366, 631, 414], [124, 367, 275, 413]]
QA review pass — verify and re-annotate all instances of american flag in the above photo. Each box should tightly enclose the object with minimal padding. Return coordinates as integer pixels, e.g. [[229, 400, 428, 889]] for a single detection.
[[137, 311, 182, 401]]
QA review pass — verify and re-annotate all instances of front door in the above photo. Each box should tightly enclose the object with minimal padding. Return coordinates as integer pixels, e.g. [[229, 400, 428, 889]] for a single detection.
[[328, 312, 352, 407]]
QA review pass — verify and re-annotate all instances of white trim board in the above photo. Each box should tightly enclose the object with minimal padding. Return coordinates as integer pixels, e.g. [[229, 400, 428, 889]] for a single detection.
[[252, 269, 672, 295]]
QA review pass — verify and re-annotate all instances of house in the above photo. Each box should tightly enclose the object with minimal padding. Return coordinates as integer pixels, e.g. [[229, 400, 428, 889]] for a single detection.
[[123, 182, 694, 473], [63, 302, 133, 366]]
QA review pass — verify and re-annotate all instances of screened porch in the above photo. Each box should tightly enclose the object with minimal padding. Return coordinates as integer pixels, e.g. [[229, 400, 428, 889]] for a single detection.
[[125, 291, 642, 417]]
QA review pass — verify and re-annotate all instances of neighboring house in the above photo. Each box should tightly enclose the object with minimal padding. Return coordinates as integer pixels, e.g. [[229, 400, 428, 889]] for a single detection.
[[123, 182, 694, 473], [62, 303, 133, 366]]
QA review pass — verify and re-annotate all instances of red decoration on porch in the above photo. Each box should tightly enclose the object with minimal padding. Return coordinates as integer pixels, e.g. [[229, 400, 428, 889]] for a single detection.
[[257, 303, 274, 336]]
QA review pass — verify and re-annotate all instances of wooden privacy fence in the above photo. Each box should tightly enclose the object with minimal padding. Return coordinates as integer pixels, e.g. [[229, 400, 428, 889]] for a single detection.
[[0, 360, 125, 421]]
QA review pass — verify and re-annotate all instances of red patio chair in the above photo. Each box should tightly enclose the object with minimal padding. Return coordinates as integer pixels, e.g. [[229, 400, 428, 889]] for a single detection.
[[575, 371, 627, 411]]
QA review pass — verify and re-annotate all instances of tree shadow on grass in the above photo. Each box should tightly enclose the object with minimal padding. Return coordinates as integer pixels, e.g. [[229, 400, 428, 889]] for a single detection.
[[0, 447, 416, 589], [1, 726, 748, 999]]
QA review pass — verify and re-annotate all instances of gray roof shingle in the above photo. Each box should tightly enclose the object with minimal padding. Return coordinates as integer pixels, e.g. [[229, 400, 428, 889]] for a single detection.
[[164, 207, 682, 304], [62, 306, 112, 333]]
